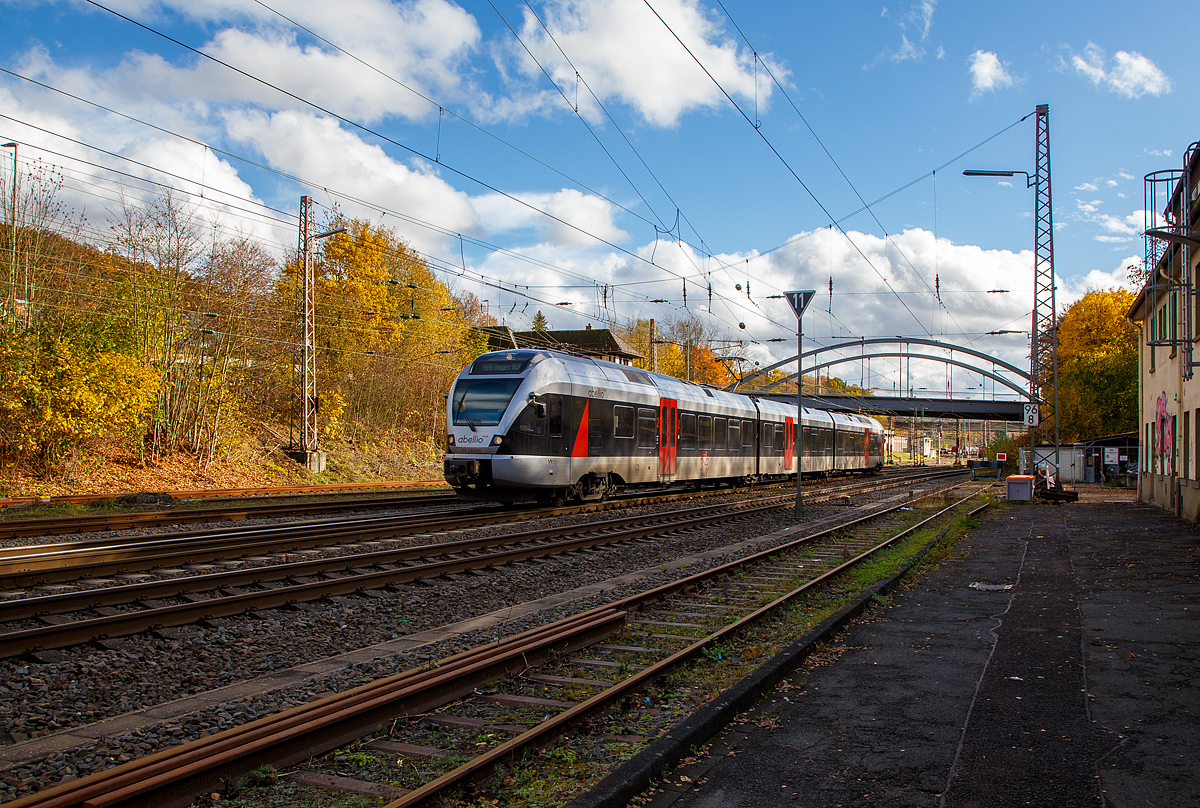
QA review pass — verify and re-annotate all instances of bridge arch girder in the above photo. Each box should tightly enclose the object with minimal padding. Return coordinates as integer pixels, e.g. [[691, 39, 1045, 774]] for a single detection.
[[761, 351, 1034, 402], [730, 337, 1030, 392]]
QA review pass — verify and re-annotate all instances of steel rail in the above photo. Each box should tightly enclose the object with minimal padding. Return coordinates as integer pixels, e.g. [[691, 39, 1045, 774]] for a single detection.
[[0, 471, 964, 658], [1, 478, 982, 808], [0, 479, 448, 510], [0, 492, 459, 540], [2, 469, 956, 600], [0, 465, 941, 543], [0, 469, 949, 586], [382, 489, 991, 808], [0, 608, 628, 808], [0, 495, 786, 622], [0, 492, 811, 658]]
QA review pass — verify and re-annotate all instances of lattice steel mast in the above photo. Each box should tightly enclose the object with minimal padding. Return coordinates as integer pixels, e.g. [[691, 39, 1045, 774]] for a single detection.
[[1030, 104, 1061, 473], [290, 196, 321, 468]]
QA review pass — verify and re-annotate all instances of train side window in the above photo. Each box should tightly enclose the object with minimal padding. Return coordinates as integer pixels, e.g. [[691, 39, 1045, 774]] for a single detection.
[[774, 424, 785, 452], [743, 420, 755, 446], [728, 420, 740, 450], [517, 402, 544, 435], [547, 394, 563, 438], [680, 413, 697, 450], [698, 416, 712, 450], [614, 405, 635, 439], [714, 417, 727, 450], [637, 408, 658, 448]]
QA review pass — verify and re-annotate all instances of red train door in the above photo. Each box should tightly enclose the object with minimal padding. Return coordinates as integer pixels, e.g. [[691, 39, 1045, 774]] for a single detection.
[[784, 416, 794, 470], [659, 399, 677, 478], [864, 428, 871, 468]]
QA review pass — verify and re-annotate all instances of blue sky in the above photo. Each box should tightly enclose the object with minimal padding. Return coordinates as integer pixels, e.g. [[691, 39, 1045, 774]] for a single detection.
[[1, 0, 1194, 395]]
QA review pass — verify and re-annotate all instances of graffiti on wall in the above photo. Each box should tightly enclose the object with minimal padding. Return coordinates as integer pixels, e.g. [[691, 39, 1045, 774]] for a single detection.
[[1156, 392, 1172, 476]]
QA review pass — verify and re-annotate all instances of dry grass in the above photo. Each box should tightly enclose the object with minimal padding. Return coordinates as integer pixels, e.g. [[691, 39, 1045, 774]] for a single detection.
[[0, 424, 443, 498]]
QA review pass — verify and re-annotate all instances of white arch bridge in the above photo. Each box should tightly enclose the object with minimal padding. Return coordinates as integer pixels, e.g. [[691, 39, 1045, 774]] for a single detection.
[[727, 338, 1032, 421]]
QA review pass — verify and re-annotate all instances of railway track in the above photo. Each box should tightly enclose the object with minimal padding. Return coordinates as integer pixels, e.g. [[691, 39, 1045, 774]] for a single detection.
[[0, 468, 945, 585], [0, 469, 965, 659], [0, 491, 459, 541], [0, 479, 448, 510], [0, 465, 940, 541], [2, 476, 984, 808]]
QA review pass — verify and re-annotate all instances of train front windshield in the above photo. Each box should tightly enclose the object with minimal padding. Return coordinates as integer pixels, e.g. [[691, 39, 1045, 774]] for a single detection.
[[452, 379, 522, 427]]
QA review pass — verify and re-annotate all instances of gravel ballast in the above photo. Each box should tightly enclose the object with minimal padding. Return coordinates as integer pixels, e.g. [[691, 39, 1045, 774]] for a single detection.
[[0, 482, 940, 801]]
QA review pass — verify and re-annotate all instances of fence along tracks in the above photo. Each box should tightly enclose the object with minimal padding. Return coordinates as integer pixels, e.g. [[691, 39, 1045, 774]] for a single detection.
[[3, 474, 981, 808], [0, 469, 963, 659]]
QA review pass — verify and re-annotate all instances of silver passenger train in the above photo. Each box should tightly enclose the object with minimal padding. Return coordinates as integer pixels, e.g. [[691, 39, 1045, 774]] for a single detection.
[[444, 350, 885, 502]]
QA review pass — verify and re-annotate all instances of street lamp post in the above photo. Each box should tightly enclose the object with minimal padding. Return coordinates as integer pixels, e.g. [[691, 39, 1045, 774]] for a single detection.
[[785, 290, 815, 520], [1, 143, 15, 331]]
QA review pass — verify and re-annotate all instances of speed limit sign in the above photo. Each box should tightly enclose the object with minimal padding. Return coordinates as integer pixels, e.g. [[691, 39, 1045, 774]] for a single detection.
[[1023, 403, 1039, 426]]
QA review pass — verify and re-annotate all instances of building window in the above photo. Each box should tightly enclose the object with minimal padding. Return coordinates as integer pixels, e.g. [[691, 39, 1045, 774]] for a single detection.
[[1195, 408, 1200, 481], [1171, 293, 1178, 357], [1185, 410, 1192, 481]]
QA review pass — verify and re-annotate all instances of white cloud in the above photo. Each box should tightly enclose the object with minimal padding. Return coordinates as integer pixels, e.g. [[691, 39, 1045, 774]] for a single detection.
[[511, 0, 766, 128], [224, 109, 480, 253], [867, 1, 939, 68], [905, 0, 937, 40], [108, 1, 481, 125], [1070, 42, 1171, 98], [1105, 179, 1118, 187], [892, 35, 925, 63], [1074, 182, 1098, 192], [1145, 148, 1173, 158], [1118, 171, 1134, 180], [1064, 259, 1139, 294], [473, 188, 628, 246], [967, 50, 1013, 98]]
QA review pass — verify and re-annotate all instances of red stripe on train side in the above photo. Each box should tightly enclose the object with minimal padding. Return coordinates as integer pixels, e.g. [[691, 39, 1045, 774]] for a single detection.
[[571, 400, 590, 457]]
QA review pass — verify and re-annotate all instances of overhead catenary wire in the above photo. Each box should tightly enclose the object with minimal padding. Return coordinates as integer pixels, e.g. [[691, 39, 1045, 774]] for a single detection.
[[0, 69, 757, 339], [79, 0, 757, 335], [1, 9, 1034, 384]]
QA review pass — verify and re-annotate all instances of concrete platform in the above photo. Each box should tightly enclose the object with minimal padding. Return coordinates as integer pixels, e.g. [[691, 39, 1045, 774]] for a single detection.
[[639, 493, 1199, 808]]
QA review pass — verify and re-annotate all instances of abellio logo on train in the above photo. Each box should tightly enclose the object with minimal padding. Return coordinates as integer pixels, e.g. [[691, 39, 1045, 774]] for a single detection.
[[457, 434, 490, 445]]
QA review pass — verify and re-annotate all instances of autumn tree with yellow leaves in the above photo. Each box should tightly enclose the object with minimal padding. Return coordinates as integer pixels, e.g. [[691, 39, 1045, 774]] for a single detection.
[[273, 215, 484, 452], [1050, 288, 1138, 441], [0, 163, 486, 475]]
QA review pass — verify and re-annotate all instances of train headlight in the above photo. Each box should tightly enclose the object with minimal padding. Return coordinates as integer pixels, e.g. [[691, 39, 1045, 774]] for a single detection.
[[491, 435, 504, 446], [447, 434, 454, 451]]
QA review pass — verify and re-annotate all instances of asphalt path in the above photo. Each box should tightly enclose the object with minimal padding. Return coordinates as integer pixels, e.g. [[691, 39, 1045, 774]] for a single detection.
[[642, 493, 1198, 808]]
